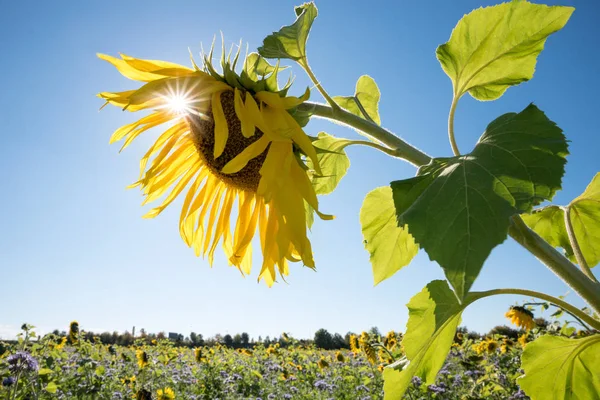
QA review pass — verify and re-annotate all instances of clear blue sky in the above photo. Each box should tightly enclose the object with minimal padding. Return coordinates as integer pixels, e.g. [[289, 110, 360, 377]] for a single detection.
[[1, 0, 598, 340]]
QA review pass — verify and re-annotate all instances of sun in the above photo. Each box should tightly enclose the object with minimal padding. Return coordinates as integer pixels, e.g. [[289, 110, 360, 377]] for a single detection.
[[167, 94, 190, 114]]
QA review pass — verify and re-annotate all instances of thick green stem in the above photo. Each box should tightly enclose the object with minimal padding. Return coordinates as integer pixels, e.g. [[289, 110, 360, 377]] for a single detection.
[[448, 95, 461, 156], [466, 288, 600, 331], [510, 215, 600, 315], [298, 102, 432, 167], [304, 101, 600, 316], [564, 206, 598, 282], [298, 58, 342, 112]]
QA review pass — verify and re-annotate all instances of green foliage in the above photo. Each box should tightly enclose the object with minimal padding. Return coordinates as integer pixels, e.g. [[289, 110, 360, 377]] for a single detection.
[[519, 334, 600, 399], [360, 187, 418, 285], [391, 105, 568, 298], [258, 2, 317, 61], [436, 1, 573, 101], [384, 280, 463, 399], [333, 75, 382, 125], [523, 173, 600, 268], [307, 132, 352, 195]]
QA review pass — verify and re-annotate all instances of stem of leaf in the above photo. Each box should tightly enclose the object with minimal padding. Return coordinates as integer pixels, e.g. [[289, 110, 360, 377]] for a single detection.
[[298, 102, 432, 167], [509, 215, 600, 316], [298, 58, 342, 113], [347, 140, 406, 158], [302, 101, 600, 317], [448, 95, 461, 156], [564, 206, 598, 283], [522, 302, 592, 331], [466, 288, 600, 331]]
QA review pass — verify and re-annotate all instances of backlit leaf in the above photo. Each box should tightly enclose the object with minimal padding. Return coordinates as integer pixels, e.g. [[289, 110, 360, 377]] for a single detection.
[[307, 132, 352, 195], [384, 280, 463, 399], [258, 2, 318, 61], [522, 173, 600, 268], [519, 334, 600, 399], [360, 187, 418, 285], [333, 75, 382, 125], [437, 1, 573, 101], [392, 105, 567, 298]]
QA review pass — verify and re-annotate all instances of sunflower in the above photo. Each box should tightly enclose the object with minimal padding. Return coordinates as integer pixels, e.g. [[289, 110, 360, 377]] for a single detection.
[[157, 387, 175, 400], [136, 349, 149, 369], [98, 44, 332, 285], [505, 306, 535, 330]]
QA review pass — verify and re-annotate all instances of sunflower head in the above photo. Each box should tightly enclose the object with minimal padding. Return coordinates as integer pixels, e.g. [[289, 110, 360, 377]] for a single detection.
[[136, 349, 149, 369], [98, 40, 332, 286], [157, 387, 175, 400], [505, 306, 535, 330]]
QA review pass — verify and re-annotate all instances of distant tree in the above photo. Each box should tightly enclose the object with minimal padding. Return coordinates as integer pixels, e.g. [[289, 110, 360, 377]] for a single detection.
[[368, 327, 381, 338], [314, 329, 334, 350], [157, 332, 166, 340], [332, 333, 347, 349], [100, 332, 113, 344], [223, 334, 233, 347], [52, 329, 60, 336], [488, 325, 520, 339], [534, 317, 550, 329], [257, 335, 262, 343], [241, 332, 250, 347], [232, 334, 242, 348], [140, 328, 147, 338]]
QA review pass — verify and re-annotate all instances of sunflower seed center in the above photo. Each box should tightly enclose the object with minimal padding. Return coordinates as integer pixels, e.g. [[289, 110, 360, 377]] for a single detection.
[[188, 91, 266, 192]]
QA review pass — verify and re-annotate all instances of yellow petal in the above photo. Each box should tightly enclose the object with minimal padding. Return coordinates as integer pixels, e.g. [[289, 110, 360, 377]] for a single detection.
[[234, 89, 255, 138], [179, 169, 208, 245], [255, 87, 310, 109], [289, 158, 334, 221], [221, 135, 271, 174], [143, 161, 201, 219], [208, 189, 235, 265], [212, 91, 228, 159], [98, 53, 166, 82]]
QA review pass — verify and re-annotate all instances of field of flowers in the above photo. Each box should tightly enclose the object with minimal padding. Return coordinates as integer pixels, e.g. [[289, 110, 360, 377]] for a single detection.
[[0, 323, 540, 400]]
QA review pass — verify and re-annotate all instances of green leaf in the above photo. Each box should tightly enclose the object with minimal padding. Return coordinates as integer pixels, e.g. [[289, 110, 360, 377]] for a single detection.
[[384, 280, 463, 399], [392, 104, 567, 298], [360, 187, 418, 285], [519, 334, 600, 399], [258, 2, 318, 61], [307, 132, 352, 195], [38, 368, 53, 375], [333, 75, 382, 125], [522, 173, 600, 268], [45, 382, 58, 394], [437, 1, 573, 101]]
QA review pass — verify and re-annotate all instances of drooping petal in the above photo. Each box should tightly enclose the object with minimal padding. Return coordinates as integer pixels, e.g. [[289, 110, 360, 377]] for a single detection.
[[212, 91, 228, 159], [221, 135, 270, 174]]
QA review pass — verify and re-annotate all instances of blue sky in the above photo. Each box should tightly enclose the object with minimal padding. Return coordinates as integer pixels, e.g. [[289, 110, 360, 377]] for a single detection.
[[1, 0, 599, 340]]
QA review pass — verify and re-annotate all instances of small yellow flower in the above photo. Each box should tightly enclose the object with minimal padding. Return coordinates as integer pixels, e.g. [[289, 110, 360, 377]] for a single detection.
[[518, 333, 528, 348], [505, 306, 535, 330], [317, 357, 329, 369], [68, 321, 79, 344], [157, 387, 175, 400], [349, 334, 359, 354], [136, 349, 149, 369], [378, 364, 385, 373]]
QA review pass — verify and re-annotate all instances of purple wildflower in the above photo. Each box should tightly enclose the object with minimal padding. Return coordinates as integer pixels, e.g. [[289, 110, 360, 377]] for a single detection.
[[508, 389, 527, 400], [427, 383, 447, 394], [411, 376, 422, 388], [2, 377, 16, 387], [7, 351, 39, 373]]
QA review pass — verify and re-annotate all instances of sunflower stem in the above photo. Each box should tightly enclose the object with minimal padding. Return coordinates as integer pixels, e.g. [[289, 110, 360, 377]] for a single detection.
[[509, 215, 600, 316], [466, 288, 600, 331], [298, 58, 342, 113], [564, 206, 598, 283], [448, 95, 461, 156], [521, 301, 592, 331], [298, 102, 432, 166], [301, 100, 600, 317]]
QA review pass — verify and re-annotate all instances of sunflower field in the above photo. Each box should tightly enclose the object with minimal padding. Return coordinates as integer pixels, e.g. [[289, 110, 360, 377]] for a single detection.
[[2, 318, 591, 400]]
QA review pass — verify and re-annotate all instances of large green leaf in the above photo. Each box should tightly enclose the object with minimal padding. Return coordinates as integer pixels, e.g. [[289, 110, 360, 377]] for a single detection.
[[258, 2, 317, 61], [333, 75, 382, 125], [307, 132, 352, 195], [519, 334, 600, 399], [384, 280, 463, 399], [522, 173, 600, 268], [437, 1, 573, 101], [360, 187, 418, 285], [392, 104, 568, 298]]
